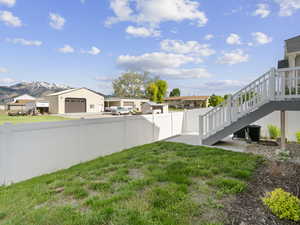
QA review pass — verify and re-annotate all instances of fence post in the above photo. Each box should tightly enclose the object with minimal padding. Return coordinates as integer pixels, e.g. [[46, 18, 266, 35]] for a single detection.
[[171, 112, 173, 136], [199, 115, 203, 145], [0, 123, 13, 185], [152, 113, 155, 142], [123, 116, 128, 149]]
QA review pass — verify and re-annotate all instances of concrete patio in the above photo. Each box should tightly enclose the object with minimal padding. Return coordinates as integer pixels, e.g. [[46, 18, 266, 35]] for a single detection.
[[167, 134, 249, 153]]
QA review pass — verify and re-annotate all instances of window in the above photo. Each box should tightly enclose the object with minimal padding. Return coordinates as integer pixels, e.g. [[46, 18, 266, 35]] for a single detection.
[[90, 104, 95, 109]]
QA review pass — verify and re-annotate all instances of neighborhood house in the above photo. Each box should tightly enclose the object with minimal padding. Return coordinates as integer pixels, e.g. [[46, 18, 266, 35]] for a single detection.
[[164, 96, 210, 109], [25, 100, 50, 114], [104, 97, 149, 111], [45, 88, 105, 114], [278, 35, 300, 68], [6, 94, 36, 111], [141, 101, 168, 114]]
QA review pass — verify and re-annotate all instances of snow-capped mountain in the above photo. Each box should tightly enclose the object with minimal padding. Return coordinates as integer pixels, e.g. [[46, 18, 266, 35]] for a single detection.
[[0, 81, 72, 104]]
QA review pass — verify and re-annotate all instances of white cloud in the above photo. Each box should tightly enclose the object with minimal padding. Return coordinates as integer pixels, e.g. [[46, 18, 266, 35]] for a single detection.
[[204, 34, 214, 40], [117, 52, 210, 79], [117, 52, 197, 71], [156, 68, 212, 79], [160, 39, 215, 57], [58, 45, 75, 54], [0, 11, 22, 27], [0, 77, 15, 84], [126, 26, 160, 37], [49, 13, 65, 30], [226, 33, 242, 45], [0, 0, 16, 7], [0, 67, 8, 73], [274, 0, 300, 16], [6, 38, 42, 46], [253, 4, 271, 18], [106, 0, 208, 27], [81, 46, 101, 55], [187, 79, 248, 92], [218, 49, 249, 65], [202, 80, 248, 90], [252, 32, 272, 45]]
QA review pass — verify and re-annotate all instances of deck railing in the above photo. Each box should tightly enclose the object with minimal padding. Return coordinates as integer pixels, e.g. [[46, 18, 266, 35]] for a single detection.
[[199, 67, 300, 141]]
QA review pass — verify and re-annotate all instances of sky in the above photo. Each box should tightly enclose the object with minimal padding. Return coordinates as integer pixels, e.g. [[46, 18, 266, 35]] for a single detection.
[[0, 0, 300, 96]]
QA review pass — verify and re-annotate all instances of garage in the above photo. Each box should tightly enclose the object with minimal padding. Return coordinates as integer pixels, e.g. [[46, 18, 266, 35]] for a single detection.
[[46, 88, 105, 114], [65, 98, 86, 113]]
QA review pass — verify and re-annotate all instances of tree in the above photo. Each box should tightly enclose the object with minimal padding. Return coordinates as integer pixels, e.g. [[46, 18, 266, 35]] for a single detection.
[[112, 72, 153, 98], [145, 80, 168, 103], [156, 80, 168, 103], [169, 88, 181, 97], [208, 94, 225, 107], [146, 82, 158, 102]]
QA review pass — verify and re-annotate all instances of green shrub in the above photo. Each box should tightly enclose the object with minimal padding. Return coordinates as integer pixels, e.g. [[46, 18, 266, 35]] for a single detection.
[[268, 125, 281, 139], [262, 188, 300, 222], [296, 132, 300, 143]]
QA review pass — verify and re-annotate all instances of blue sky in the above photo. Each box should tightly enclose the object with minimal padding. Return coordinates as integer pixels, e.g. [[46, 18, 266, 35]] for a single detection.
[[0, 0, 300, 95]]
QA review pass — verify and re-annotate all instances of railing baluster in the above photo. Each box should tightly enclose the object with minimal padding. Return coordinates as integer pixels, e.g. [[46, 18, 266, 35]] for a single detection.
[[198, 67, 300, 142]]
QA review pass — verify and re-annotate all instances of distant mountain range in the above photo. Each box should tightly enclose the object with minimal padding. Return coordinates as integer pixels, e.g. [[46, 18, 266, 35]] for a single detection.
[[0, 81, 72, 104]]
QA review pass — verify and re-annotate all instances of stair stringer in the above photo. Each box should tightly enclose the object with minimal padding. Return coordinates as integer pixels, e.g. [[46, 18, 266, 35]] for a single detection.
[[202, 100, 300, 146]]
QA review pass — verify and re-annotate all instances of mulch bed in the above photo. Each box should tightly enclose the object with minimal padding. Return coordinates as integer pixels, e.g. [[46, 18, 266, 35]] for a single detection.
[[225, 161, 300, 225], [245, 142, 300, 164]]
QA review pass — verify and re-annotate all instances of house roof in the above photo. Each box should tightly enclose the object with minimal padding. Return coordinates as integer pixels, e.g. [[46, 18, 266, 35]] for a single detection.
[[47, 88, 105, 97], [7, 102, 26, 106], [145, 101, 165, 106], [14, 94, 36, 101], [105, 97, 149, 101], [285, 35, 300, 53], [164, 96, 210, 101]]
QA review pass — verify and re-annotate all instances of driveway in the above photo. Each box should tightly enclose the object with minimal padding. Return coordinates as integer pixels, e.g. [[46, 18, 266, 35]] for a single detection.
[[55, 113, 122, 119]]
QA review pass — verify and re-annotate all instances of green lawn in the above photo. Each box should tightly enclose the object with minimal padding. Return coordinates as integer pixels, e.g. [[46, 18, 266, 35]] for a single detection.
[[0, 142, 263, 225], [0, 114, 72, 125]]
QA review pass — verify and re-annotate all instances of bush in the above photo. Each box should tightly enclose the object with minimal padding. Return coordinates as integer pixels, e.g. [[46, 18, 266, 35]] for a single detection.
[[296, 132, 300, 144], [268, 125, 281, 139], [262, 188, 300, 222]]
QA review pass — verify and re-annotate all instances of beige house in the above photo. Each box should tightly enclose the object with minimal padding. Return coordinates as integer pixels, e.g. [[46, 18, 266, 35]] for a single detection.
[[45, 88, 105, 114], [141, 102, 168, 114], [278, 35, 300, 68], [104, 97, 149, 111], [6, 94, 36, 112], [164, 96, 210, 109]]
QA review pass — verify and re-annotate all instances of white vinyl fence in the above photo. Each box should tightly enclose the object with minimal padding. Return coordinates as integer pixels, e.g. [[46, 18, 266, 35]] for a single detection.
[[255, 111, 300, 141], [0, 112, 184, 185], [182, 108, 213, 134], [3, 108, 295, 185], [185, 109, 300, 142]]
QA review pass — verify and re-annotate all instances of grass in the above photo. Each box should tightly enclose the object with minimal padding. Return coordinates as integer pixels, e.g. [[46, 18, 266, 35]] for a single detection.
[[0, 113, 71, 125], [0, 142, 263, 225]]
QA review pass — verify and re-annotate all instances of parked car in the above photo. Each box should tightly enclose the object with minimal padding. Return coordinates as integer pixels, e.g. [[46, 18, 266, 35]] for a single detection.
[[111, 107, 131, 115], [8, 110, 28, 116]]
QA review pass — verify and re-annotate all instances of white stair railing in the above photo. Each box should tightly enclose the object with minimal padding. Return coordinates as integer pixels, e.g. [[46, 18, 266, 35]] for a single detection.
[[199, 67, 300, 142]]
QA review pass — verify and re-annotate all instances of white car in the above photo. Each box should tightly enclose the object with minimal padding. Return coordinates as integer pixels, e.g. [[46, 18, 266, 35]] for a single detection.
[[111, 107, 131, 115]]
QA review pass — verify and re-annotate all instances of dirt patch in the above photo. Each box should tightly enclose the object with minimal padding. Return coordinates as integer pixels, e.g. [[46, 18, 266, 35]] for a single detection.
[[246, 142, 300, 164], [128, 169, 144, 179], [225, 161, 300, 225]]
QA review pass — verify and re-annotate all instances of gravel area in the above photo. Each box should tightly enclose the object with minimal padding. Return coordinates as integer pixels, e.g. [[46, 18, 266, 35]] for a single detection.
[[245, 141, 300, 164]]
